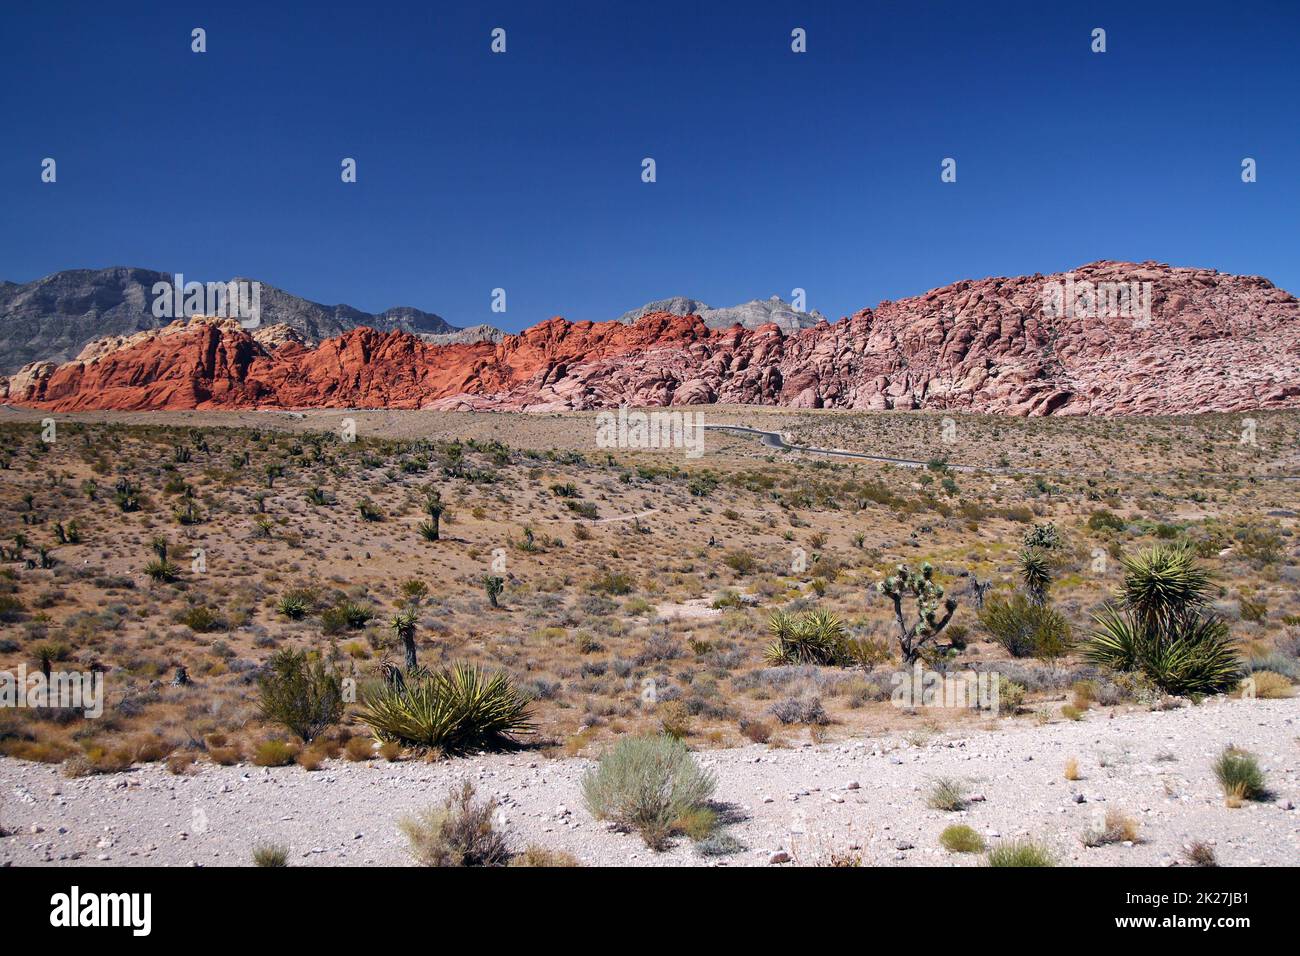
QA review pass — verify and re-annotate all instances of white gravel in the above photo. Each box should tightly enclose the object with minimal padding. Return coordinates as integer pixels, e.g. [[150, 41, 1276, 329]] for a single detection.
[[2, 696, 1297, 867]]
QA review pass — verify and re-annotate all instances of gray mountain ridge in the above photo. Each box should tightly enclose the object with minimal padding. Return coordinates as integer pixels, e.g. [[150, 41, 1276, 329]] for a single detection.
[[0, 268, 827, 374]]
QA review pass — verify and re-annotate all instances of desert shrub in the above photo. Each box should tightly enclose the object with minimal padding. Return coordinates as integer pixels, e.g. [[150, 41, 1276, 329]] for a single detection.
[[738, 718, 772, 744], [582, 735, 716, 850], [252, 739, 298, 767], [1213, 747, 1268, 804], [400, 782, 511, 867], [979, 593, 1072, 659], [1182, 842, 1218, 867], [1085, 546, 1239, 695], [926, 777, 968, 812], [1241, 671, 1293, 699], [344, 737, 374, 761], [510, 846, 581, 867], [769, 695, 829, 725], [357, 662, 534, 753], [589, 570, 633, 595], [1087, 509, 1126, 533], [695, 832, 745, 857], [723, 550, 757, 575], [939, 824, 986, 853], [1082, 808, 1140, 847], [0, 594, 24, 623], [257, 648, 345, 742], [176, 605, 226, 633], [252, 842, 289, 867], [986, 839, 1056, 867], [63, 744, 134, 777], [658, 700, 692, 739], [995, 677, 1026, 714]]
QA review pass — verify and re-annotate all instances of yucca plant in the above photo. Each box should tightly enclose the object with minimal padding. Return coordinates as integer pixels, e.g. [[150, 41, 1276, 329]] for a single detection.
[[1017, 548, 1052, 605], [144, 558, 180, 583], [763, 609, 850, 666], [391, 608, 420, 670], [276, 590, 313, 620], [1119, 544, 1213, 628], [357, 662, 534, 753], [1086, 546, 1239, 695], [483, 575, 505, 608]]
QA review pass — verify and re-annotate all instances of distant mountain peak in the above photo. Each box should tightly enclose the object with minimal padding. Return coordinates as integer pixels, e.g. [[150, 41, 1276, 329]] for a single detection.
[[618, 295, 826, 332]]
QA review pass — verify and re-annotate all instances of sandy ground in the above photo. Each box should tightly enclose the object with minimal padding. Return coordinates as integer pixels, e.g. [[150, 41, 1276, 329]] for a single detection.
[[2, 695, 1296, 867]]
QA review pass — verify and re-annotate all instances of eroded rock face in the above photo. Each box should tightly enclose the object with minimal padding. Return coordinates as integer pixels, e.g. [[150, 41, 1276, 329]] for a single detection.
[[4, 262, 1298, 416]]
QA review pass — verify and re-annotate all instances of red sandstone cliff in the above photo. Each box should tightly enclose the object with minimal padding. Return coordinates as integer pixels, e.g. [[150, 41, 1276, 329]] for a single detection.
[[4, 262, 1297, 416]]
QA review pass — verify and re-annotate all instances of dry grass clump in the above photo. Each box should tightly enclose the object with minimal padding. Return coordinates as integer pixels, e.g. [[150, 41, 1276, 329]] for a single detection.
[[1213, 746, 1268, 806], [1241, 671, 1293, 699], [252, 842, 290, 867], [400, 781, 512, 867], [1081, 808, 1141, 847], [1063, 757, 1081, 781], [926, 777, 968, 812]]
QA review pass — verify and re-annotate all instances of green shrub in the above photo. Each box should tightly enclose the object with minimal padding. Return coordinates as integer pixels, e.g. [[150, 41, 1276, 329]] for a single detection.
[[401, 781, 512, 867], [986, 839, 1056, 867], [1087, 509, 1126, 533], [252, 842, 289, 867], [252, 739, 297, 767], [276, 589, 314, 620], [979, 593, 1072, 659], [257, 648, 345, 742], [939, 824, 986, 853], [1213, 747, 1268, 804], [357, 662, 534, 753], [582, 735, 716, 850], [926, 777, 968, 812]]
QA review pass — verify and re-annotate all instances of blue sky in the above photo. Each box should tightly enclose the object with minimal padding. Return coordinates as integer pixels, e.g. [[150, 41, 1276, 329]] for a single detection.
[[2, 0, 1296, 331]]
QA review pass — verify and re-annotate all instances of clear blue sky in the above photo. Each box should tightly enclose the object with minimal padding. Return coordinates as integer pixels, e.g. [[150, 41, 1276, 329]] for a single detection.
[[2, 0, 1296, 331]]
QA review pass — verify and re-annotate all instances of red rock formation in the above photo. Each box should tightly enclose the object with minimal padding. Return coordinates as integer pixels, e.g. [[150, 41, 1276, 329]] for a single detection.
[[4, 262, 1298, 416]]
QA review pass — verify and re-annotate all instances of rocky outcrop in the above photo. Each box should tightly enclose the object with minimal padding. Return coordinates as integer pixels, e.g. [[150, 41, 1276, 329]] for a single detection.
[[618, 295, 826, 332], [4, 262, 1297, 416]]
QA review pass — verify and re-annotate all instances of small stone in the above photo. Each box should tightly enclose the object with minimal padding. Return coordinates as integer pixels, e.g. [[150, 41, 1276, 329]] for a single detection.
[[768, 851, 791, 865]]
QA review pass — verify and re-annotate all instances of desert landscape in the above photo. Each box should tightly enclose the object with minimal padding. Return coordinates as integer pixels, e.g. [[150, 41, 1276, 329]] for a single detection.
[[0, 389, 1297, 866]]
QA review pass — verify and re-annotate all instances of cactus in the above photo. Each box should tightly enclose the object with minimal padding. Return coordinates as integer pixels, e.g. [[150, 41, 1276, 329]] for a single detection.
[[875, 562, 958, 663]]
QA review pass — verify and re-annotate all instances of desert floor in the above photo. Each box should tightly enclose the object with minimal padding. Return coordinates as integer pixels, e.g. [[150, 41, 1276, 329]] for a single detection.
[[0, 405, 1297, 865]]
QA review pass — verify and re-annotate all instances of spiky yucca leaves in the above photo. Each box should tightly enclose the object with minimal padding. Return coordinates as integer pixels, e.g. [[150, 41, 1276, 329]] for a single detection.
[[1087, 605, 1238, 695], [763, 609, 850, 665], [876, 562, 959, 663], [1017, 548, 1052, 605], [1088, 546, 1238, 696], [357, 662, 534, 753], [391, 608, 420, 670], [1119, 544, 1213, 628]]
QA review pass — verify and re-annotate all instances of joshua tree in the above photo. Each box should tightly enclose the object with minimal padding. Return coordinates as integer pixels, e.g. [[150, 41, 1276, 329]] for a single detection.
[[422, 491, 444, 541], [876, 562, 959, 663], [483, 575, 505, 608], [390, 608, 420, 670]]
